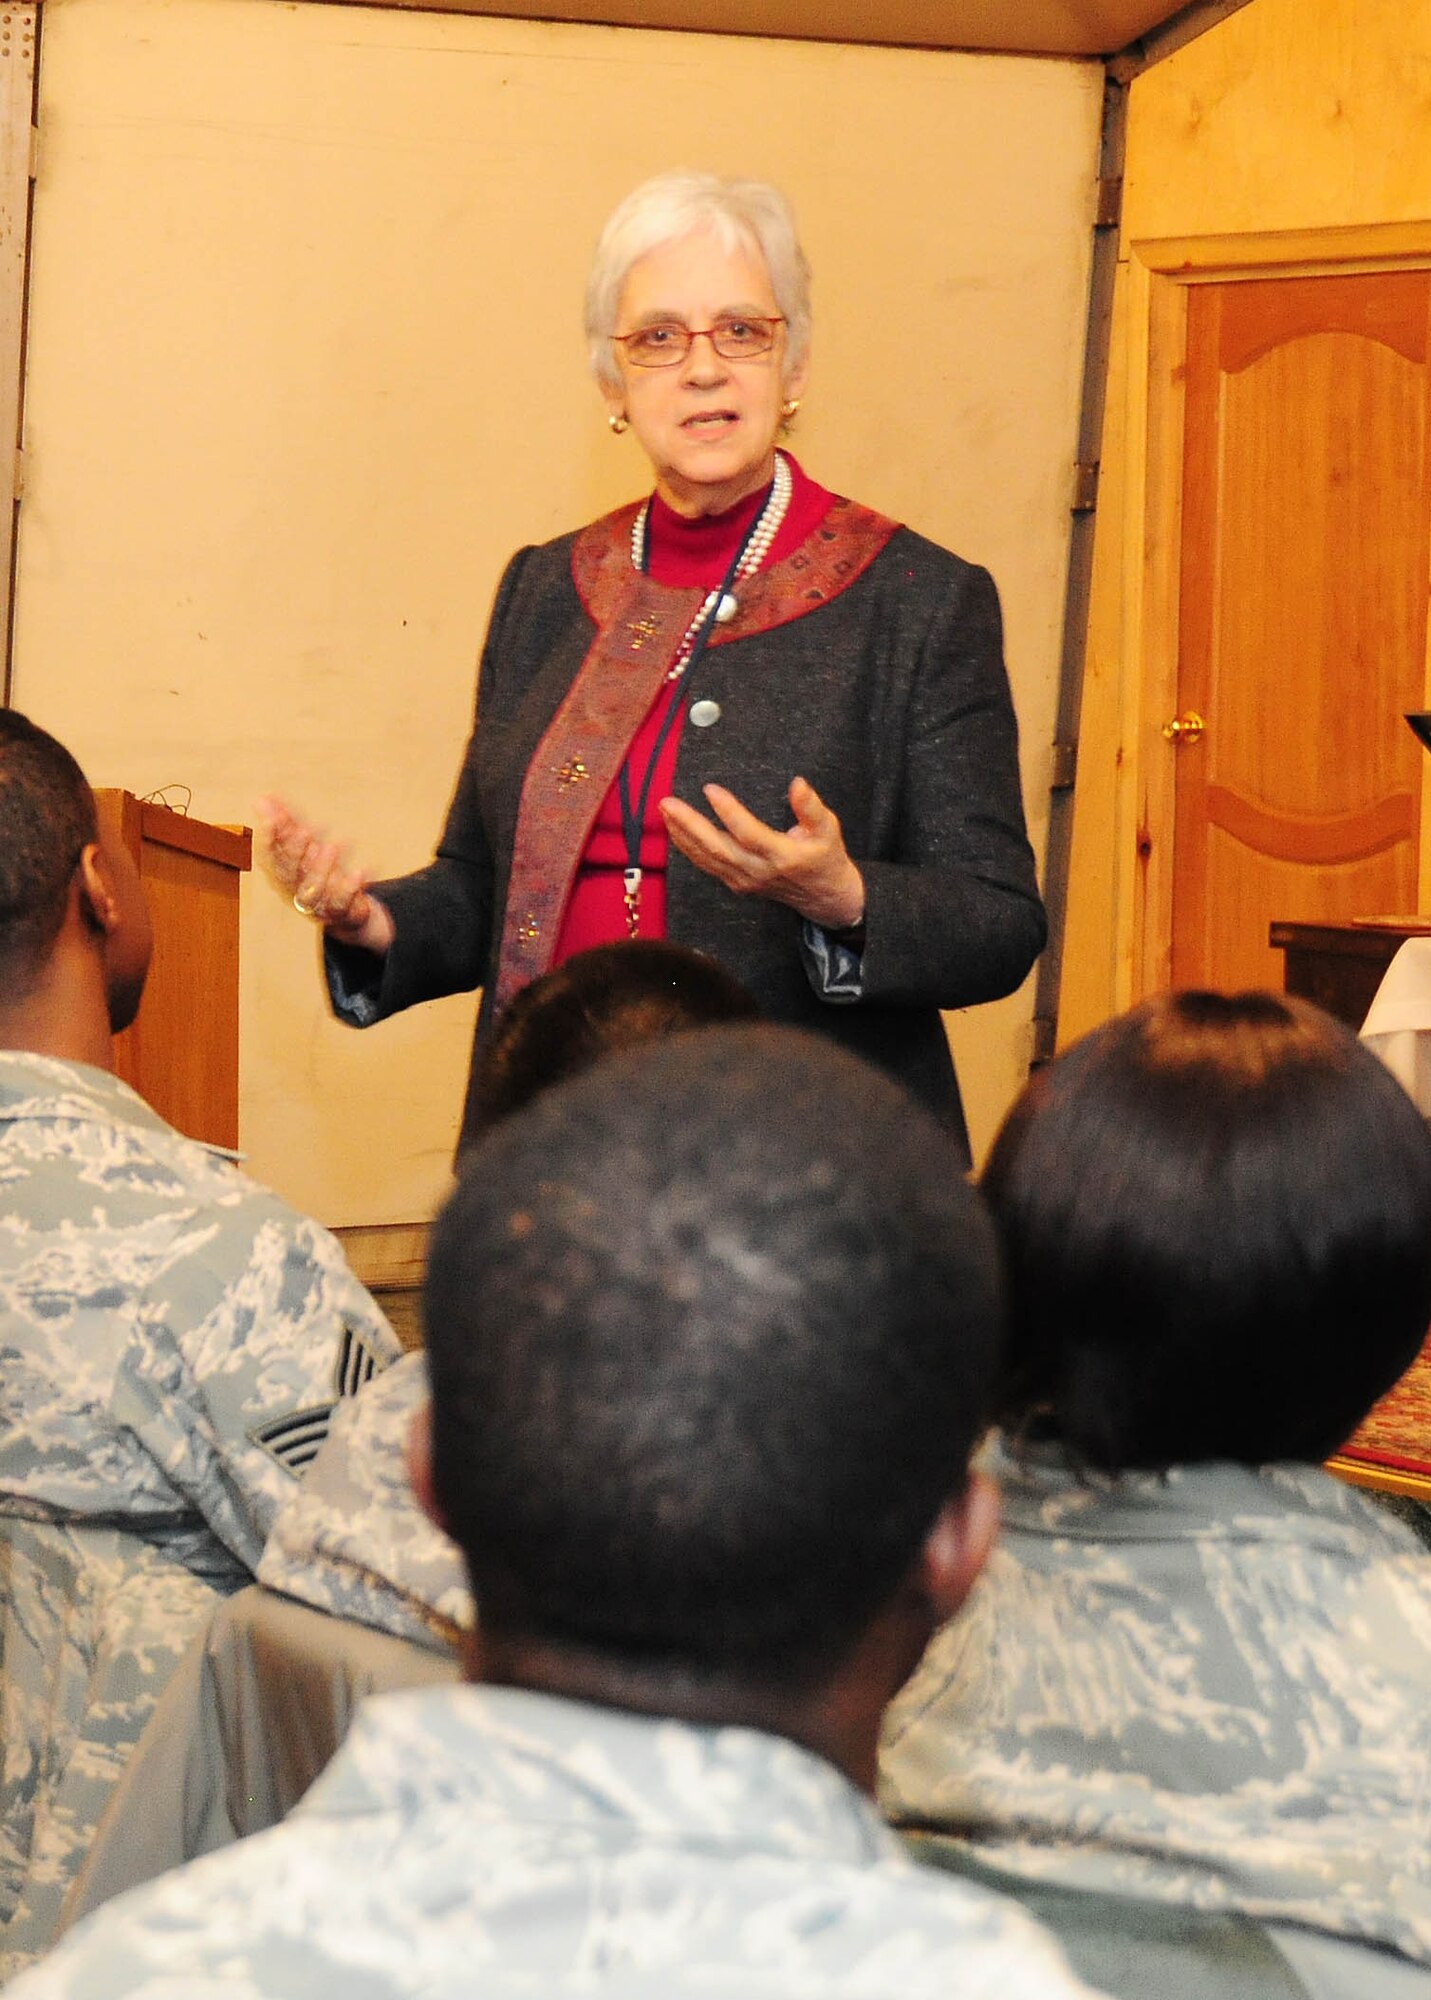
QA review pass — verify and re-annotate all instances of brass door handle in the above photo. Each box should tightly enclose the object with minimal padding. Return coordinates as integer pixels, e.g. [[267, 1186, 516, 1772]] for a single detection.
[[1162, 711, 1205, 746]]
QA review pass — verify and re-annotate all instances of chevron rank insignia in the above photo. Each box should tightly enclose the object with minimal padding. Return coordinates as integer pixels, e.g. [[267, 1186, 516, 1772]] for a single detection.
[[247, 1403, 335, 1475]]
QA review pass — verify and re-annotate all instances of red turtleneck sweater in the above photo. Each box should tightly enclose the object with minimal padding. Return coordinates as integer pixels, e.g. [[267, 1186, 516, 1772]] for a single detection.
[[553, 455, 832, 962]]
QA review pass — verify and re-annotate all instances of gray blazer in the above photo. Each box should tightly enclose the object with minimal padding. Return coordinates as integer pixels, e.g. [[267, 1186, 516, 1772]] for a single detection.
[[328, 517, 1046, 1162]]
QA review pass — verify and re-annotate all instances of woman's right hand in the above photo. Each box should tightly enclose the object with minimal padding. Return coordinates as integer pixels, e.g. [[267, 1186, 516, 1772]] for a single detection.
[[256, 796, 396, 956]]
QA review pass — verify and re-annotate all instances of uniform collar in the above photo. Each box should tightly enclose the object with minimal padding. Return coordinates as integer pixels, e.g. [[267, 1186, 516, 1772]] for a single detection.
[[987, 1433, 1417, 1556], [302, 1683, 897, 1869], [0, 1049, 239, 1161]]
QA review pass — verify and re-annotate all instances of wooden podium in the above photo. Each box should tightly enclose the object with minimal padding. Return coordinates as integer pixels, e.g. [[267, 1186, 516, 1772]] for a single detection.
[[93, 791, 252, 1150], [1269, 916, 1431, 1030]]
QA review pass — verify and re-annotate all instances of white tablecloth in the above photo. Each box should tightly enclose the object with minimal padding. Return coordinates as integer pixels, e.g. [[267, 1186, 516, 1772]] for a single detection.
[[1359, 936, 1431, 1114]]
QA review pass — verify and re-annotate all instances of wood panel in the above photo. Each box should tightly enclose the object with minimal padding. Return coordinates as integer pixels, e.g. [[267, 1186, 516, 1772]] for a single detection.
[[1123, 0, 1431, 244], [1058, 266, 1136, 1044], [1269, 917, 1428, 1029], [1170, 270, 1431, 993], [95, 790, 252, 1150], [1067, 0, 1431, 1042], [128, 835, 243, 1145], [0, 4, 34, 699], [303, 0, 1187, 55], [1327, 1454, 1431, 1505]]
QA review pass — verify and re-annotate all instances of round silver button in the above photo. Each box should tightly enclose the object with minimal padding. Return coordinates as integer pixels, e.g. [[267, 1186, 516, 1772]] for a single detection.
[[689, 699, 721, 729]]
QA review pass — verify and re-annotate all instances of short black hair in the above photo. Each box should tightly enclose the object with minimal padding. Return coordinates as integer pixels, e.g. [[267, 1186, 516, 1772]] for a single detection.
[[474, 940, 759, 1131], [0, 711, 97, 997], [983, 988, 1431, 1473], [425, 1024, 1001, 1684]]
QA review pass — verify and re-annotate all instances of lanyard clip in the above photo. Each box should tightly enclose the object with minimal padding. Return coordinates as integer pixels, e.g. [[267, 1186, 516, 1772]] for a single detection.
[[622, 867, 642, 940]]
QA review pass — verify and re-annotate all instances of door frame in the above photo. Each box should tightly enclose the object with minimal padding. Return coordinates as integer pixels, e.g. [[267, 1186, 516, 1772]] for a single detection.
[[0, 5, 38, 705], [1064, 220, 1431, 1039]]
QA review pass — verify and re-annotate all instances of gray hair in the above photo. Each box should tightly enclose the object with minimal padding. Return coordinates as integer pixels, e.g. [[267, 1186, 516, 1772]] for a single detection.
[[585, 171, 812, 391]]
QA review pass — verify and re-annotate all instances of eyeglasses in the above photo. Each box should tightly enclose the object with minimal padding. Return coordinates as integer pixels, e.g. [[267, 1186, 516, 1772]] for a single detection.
[[612, 315, 785, 369]]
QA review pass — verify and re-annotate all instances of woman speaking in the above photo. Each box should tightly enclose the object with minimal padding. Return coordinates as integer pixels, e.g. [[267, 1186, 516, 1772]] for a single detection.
[[264, 171, 1045, 1163]]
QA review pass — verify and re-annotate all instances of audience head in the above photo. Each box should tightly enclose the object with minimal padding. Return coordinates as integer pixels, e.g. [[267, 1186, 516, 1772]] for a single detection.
[[474, 939, 758, 1130], [0, 711, 150, 1035], [424, 1025, 1002, 1705], [983, 988, 1431, 1474]]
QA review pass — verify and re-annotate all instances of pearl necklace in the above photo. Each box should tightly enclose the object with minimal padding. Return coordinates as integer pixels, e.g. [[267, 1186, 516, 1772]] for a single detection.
[[631, 451, 793, 680]]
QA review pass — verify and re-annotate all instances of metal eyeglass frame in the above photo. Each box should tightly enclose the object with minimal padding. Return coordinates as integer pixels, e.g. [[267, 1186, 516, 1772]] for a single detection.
[[612, 315, 786, 368]]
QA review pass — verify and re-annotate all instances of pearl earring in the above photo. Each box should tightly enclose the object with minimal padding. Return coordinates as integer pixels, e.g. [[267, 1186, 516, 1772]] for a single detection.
[[608, 413, 629, 436], [780, 398, 801, 422]]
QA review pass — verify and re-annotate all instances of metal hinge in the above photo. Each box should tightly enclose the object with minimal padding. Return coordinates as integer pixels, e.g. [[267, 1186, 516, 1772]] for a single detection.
[[1095, 174, 1123, 230], [27, 126, 39, 182], [1050, 740, 1077, 791], [1030, 1014, 1058, 1067], [12, 447, 23, 502], [1072, 460, 1100, 513]]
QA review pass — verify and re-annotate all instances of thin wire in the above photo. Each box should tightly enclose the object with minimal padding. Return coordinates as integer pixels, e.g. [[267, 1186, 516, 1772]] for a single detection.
[[138, 784, 192, 815]]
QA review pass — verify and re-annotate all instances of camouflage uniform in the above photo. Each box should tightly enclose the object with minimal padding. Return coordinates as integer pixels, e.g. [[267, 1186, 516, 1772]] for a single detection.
[[0, 1053, 399, 1978], [10, 1682, 1109, 1999], [258, 1351, 470, 1651], [880, 1442, 1431, 1999]]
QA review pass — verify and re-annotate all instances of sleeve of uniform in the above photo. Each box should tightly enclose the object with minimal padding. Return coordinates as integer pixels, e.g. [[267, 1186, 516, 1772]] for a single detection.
[[258, 1352, 471, 1649], [0, 1521, 222, 1985], [108, 1192, 401, 1575]]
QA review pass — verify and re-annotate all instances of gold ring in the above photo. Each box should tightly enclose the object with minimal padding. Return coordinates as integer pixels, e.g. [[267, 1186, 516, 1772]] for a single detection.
[[293, 891, 321, 918]]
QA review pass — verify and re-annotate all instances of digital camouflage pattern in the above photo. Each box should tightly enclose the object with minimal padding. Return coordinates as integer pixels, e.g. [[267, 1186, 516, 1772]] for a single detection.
[[11, 1683, 1110, 1999], [0, 1519, 220, 1981], [880, 1443, 1431, 1982], [258, 1351, 470, 1651], [0, 1053, 399, 1978]]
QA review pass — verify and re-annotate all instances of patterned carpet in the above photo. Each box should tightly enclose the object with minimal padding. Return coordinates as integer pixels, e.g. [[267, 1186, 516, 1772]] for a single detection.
[[1340, 1336, 1431, 1477]]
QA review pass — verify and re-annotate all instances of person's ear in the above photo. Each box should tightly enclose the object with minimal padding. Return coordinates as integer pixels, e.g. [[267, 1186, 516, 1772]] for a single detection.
[[75, 843, 120, 935], [918, 1470, 999, 1625], [782, 341, 809, 406], [404, 1398, 451, 1534], [79, 830, 153, 1034], [599, 371, 629, 426]]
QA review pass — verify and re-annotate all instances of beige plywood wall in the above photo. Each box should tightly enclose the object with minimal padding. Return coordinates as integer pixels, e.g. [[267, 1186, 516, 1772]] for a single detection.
[[1062, 0, 1431, 1042], [16, 0, 1100, 1224]]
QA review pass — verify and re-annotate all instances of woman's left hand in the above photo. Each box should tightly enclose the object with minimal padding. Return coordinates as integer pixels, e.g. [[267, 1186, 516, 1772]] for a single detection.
[[660, 776, 865, 931]]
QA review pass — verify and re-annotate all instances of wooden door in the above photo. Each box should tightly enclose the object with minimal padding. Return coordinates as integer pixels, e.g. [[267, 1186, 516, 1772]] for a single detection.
[[1170, 271, 1431, 993]]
